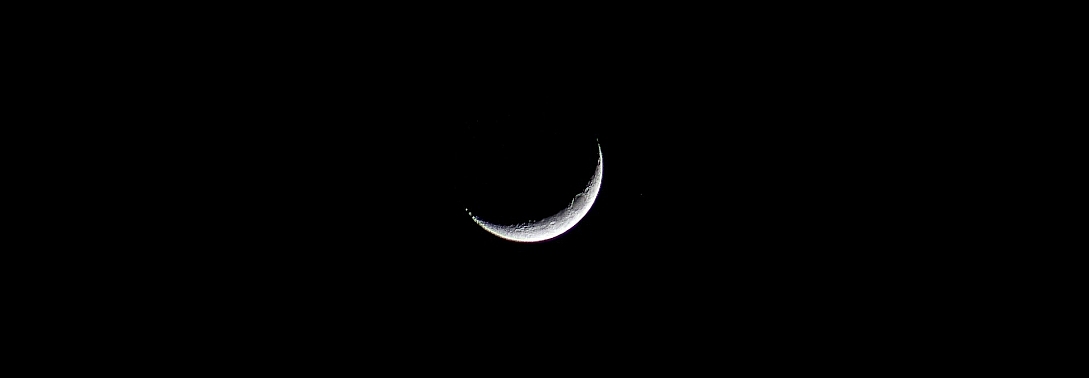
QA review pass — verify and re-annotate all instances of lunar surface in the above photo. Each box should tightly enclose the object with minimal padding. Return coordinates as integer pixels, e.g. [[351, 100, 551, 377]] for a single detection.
[[467, 141, 603, 242]]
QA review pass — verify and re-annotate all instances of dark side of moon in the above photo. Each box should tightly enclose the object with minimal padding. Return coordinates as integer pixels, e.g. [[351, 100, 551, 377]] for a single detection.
[[461, 132, 602, 242]]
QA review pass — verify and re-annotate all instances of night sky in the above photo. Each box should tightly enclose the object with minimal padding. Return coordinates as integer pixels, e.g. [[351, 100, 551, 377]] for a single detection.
[[148, 98, 915, 346], [165, 96, 898, 286], [41, 7, 976, 362]]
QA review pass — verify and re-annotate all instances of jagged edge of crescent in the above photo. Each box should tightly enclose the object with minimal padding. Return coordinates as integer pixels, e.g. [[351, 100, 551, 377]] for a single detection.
[[467, 140, 602, 242]]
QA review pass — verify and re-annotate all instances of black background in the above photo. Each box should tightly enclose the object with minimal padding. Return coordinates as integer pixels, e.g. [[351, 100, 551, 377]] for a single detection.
[[89, 40, 918, 287], [125, 84, 917, 306], [32, 8, 980, 358]]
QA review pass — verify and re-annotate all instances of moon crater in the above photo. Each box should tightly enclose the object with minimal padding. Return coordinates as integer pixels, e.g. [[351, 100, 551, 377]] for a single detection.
[[467, 141, 603, 242]]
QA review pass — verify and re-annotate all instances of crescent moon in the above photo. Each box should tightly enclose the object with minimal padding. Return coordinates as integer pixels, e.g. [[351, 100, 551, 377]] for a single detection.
[[467, 140, 603, 242]]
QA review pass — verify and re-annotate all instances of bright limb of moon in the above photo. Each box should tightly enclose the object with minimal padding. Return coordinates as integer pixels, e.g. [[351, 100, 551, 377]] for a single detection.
[[467, 141, 603, 242]]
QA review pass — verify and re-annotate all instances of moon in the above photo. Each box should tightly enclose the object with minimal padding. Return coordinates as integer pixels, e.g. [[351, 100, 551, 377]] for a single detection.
[[467, 140, 603, 242]]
